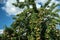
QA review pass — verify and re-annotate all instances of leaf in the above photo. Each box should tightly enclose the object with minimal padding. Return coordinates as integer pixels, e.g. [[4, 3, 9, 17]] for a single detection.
[[50, 3, 60, 11], [43, 0, 51, 8], [54, 9, 60, 13]]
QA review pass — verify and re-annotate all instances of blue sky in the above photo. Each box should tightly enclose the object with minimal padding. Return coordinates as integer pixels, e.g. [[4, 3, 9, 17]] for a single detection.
[[0, 8, 13, 29], [0, 0, 60, 30], [0, 0, 22, 29], [0, 0, 13, 29]]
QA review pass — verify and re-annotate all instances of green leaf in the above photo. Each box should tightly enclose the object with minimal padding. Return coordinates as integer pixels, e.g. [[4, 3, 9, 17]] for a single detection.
[[43, 0, 51, 8]]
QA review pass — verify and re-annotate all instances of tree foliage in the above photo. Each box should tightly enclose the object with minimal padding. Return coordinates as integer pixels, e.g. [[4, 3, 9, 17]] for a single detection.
[[0, 0, 60, 40]]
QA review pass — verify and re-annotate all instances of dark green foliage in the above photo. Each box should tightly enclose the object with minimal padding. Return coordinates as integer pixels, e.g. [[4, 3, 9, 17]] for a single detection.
[[0, 0, 60, 40]]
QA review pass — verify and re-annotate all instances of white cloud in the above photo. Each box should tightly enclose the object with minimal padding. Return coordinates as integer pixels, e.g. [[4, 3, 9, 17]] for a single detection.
[[2, 0, 23, 15], [36, 0, 48, 4], [2, 0, 48, 16], [2, 0, 59, 16], [51, 0, 59, 4], [36, 3, 41, 8], [19, 0, 24, 2], [36, 0, 59, 6], [0, 29, 3, 34]]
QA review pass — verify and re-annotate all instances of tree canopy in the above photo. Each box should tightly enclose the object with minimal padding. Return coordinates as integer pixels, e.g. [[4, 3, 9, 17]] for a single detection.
[[0, 0, 60, 40]]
